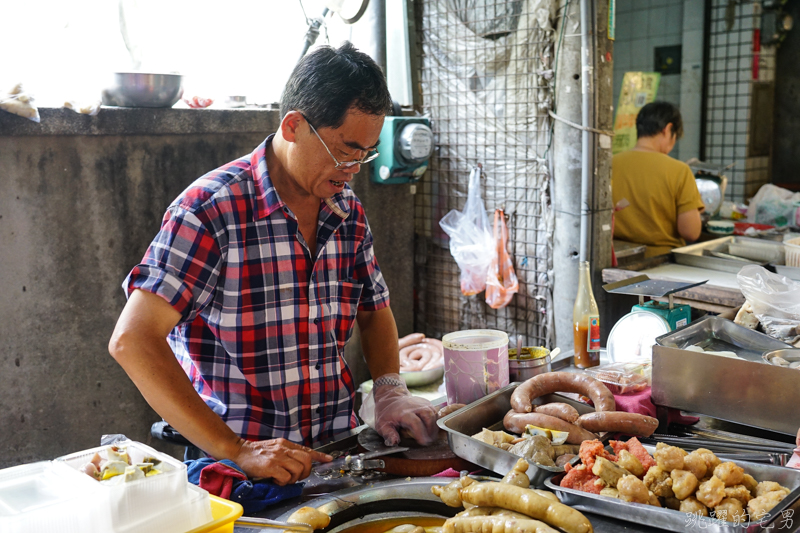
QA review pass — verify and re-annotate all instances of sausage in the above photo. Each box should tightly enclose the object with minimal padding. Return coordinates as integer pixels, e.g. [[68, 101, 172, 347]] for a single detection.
[[443, 516, 560, 533], [534, 402, 580, 423], [510, 372, 615, 413], [576, 412, 659, 437], [458, 482, 593, 533], [399, 333, 426, 349], [438, 403, 467, 419], [504, 410, 597, 445]]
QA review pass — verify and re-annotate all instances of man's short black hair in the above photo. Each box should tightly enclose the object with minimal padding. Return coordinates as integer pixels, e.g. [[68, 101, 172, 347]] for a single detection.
[[636, 101, 684, 139], [280, 42, 393, 130]]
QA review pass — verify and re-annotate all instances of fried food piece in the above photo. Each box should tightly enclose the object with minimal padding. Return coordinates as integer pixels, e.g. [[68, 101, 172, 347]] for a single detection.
[[643, 466, 674, 499], [680, 496, 709, 516], [624, 437, 657, 474], [560, 464, 604, 494], [682, 452, 708, 480], [741, 473, 758, 494], [748, 490, 788, 521], [615, 449, 644, 477], [670, 469, 699, 500], [508, 435, 555, 462], [696, 476, 726, 508], [578, 439, 616, 470], [287, 507, 331, 530], [532, 451, 556, 467], [693, 448, 721, 471], [648, 491, 661, 507], [724, 484, 752, 506], [502, 458, 531, 488], [600, 487, 619, 498], [654, 444, 685, 472], [592, 456, 632, 489], [455, 507, 495, 517], [664, 497, 681, 510], [617, 474, 650, 504], [713, 462, 744, 487], [714, 497, 747, 523], [754, 481, 791, 498]]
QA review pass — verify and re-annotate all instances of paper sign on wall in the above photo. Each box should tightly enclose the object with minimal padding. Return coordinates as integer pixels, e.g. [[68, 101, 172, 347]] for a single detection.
[[612, 72, 661, 154]]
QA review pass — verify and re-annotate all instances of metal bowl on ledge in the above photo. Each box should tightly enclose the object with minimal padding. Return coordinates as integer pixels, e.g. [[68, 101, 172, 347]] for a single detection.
[[101, 72, 184, 108]]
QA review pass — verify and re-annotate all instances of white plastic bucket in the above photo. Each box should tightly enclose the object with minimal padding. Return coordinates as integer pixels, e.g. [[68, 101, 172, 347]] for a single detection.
[[441, 329, 509, 405]]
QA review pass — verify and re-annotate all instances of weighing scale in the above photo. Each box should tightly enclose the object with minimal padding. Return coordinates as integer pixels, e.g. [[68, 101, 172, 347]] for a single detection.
[[603, 274, 708, 330], [602, 275, 708, 362]]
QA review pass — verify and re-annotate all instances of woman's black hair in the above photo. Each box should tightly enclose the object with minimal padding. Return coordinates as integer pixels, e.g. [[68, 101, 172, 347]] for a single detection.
[[280, 42, 393, 129], [636, 101, 684, 139]]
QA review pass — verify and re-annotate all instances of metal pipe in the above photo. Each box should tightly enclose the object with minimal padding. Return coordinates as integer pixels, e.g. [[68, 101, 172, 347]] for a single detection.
[[578, 0, 594, 262]]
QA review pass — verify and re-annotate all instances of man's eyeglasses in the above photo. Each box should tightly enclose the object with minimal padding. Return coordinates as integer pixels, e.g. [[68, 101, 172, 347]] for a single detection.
[[304, 116, 379, 169]]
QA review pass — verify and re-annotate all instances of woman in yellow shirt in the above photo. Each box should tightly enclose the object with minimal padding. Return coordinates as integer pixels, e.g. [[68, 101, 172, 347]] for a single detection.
[[612, 102, 705, 258]]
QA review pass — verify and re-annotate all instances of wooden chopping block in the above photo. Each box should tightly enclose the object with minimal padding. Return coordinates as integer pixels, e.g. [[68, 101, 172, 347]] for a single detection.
[[357, 428, 475, 476]]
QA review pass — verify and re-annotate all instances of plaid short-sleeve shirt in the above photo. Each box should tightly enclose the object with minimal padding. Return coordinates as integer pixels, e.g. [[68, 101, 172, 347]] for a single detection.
[[124, 135, 390, 446]]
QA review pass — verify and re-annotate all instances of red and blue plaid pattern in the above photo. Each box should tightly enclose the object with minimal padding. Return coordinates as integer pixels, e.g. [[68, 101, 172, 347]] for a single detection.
[[124, 135, 390, 446]]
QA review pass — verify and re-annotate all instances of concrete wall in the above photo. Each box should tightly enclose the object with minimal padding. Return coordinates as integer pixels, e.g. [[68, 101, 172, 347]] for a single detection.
[[0, 108, 413, 468]]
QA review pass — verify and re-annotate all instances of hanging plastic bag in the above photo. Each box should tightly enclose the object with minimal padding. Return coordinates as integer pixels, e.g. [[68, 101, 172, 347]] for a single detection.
[[439, 166, 494, 296], [737, 265, 800, 342], [485, 209, 518, 309]]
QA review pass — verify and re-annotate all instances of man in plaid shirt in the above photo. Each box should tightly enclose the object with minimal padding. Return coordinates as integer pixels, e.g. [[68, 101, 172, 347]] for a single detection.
[[109, 43, 439, 485]]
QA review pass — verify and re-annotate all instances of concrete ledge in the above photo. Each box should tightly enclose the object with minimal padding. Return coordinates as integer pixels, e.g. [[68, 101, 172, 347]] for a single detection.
[[0, 107, 281, 137]]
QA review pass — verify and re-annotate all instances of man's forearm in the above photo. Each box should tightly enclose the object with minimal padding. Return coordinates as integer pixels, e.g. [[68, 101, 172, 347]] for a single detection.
[[110, 332, 243, 459], [357, 306, 400, 378]]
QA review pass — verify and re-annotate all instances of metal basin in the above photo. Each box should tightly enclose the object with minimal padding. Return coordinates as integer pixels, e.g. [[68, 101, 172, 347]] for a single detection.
[[102, 72, 184, 108], [275, 478, 458, 531]]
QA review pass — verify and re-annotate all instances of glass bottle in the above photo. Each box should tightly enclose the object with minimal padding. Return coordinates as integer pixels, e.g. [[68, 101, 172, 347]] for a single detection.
[[573, 261, 601, 368]]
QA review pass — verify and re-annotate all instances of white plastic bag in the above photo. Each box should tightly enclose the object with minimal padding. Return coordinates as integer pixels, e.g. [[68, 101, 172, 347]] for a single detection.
[[439, 166, 494, 296], [737, 265, 800, 342], [746, 184, 800, 228], [0, 83, 40, 122]]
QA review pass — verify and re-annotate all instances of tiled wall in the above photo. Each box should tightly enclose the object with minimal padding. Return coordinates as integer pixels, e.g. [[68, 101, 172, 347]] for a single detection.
[[613, 0, 697, 159]]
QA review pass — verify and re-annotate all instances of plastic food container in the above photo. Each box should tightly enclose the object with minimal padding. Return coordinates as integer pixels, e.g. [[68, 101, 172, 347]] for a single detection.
[[442, 329, 509, 405], [7, 439, 214, 533], [584, 361, 651, 395], [785, 236, 800, 267]]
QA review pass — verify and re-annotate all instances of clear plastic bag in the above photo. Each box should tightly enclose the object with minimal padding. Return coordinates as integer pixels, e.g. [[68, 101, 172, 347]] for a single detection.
[[746, 184, 800, 228], [737, 265, 800, 342], [0, 83, 40, 122], [485, 208, 518, 309], [439, 166, 494, 296]]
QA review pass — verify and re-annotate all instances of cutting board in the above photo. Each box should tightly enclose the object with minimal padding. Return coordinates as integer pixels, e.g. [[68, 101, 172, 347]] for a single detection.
[[357, 428, 475, 476]]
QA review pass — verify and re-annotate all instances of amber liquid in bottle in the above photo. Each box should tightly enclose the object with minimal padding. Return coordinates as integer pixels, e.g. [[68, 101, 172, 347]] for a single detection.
[[573, 261, 601, 368]]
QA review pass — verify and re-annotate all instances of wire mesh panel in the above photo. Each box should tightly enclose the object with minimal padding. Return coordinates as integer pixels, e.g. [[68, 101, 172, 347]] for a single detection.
[[704, 0, 775, 202], [413, 0, 557, 348]]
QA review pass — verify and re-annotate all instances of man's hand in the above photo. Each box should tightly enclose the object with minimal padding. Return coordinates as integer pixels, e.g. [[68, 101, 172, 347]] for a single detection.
[[367, 374, 439, 446], [231, 438, 332, 486]]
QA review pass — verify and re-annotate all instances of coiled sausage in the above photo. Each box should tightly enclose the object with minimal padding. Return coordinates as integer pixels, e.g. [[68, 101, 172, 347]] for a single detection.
[[511, 372, 615, 413]]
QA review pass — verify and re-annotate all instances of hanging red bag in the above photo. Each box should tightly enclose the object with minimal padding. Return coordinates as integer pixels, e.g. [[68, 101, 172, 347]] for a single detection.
[[485, 209, 518, 309]]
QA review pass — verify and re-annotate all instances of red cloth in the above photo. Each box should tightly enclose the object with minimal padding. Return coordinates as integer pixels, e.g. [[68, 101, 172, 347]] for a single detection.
[[613, 386, 700, 426], [432, 468, 462, 478], [199, 461, 247, 499]]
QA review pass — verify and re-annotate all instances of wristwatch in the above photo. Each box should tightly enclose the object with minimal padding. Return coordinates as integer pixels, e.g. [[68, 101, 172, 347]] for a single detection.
[[374, 375, 404, 388]]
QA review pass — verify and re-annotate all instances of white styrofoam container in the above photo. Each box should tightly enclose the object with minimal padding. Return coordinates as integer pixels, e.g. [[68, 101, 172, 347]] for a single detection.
[[52, 440, 189, 532], [0, 461, 111, 533]]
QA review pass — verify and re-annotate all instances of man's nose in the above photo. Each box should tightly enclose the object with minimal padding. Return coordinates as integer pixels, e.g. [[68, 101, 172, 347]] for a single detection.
[[342, 163, 361, 174]]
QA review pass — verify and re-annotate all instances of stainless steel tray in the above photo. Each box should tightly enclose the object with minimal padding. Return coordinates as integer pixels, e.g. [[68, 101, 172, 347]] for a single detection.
[[544, 444, 800, 532], [437, 383, 595, 488], [672, 236, 782, 273], [655, 315, 791, 363], [774, 264, 800, 281]]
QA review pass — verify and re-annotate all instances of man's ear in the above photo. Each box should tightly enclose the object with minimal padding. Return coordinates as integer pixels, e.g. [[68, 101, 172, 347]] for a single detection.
[[281, 111, 304, 143], [663, 122, 675, 138]]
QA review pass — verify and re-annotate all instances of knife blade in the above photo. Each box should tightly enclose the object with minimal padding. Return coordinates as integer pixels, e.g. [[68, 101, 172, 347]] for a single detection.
[[313, 446, 411, 474]]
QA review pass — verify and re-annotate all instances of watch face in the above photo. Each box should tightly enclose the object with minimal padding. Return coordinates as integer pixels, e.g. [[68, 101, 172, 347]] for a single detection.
[[399, 123, 434, 162]]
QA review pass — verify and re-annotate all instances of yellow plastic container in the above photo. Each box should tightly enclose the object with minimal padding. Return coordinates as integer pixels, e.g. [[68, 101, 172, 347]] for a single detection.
[[185, 495, 243, 533]]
